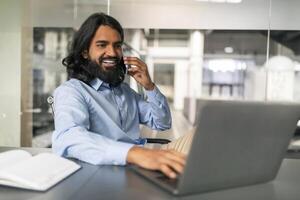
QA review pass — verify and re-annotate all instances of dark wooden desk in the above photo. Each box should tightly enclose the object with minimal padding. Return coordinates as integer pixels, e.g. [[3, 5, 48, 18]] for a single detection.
[[1, 147, 300, 200]]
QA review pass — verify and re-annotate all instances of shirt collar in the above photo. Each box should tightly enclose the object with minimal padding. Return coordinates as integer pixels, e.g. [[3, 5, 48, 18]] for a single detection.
[[89, 78, 110, 90]]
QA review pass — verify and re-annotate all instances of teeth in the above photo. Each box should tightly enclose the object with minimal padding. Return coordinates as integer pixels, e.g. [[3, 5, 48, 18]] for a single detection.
[[103, 60, 117, 64]]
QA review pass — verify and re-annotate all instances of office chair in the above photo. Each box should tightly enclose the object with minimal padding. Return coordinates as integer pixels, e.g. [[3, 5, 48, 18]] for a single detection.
[[47, 96, 171, 144]]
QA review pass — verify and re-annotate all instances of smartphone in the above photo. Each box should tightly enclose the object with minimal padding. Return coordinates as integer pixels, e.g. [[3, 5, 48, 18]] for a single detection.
[[120, 57, 130, 74]]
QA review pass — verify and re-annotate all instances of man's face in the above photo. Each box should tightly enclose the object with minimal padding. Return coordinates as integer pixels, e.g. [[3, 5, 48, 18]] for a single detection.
[[88, 25, 123, 68], [86, 25, 125, 86]]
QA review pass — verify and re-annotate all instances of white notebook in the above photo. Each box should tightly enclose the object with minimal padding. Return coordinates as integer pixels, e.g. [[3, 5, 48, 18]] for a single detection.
[[0, 149, 81, 191]]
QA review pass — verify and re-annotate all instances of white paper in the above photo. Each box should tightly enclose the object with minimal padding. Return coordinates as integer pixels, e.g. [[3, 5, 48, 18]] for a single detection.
[[0, 150, 31, 171]]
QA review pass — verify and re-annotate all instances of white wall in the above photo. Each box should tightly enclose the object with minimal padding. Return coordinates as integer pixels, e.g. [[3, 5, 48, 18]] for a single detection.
[[0, 0, 32, 146]]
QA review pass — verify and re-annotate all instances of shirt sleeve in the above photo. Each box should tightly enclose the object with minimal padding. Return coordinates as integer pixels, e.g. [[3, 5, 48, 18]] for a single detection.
[[52, 85, 134, 166], [133, 85, 172, 131]]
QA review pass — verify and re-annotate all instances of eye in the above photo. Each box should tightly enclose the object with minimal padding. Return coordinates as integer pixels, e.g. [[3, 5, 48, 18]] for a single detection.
[[115, 43, 122, 49], [97, 43, 107, 48]]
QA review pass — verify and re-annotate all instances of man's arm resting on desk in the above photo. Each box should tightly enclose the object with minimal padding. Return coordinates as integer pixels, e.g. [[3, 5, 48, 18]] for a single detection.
[[126, 146, 186, 179], [52, 86, 134, 165], [52, 127, 134, 165]]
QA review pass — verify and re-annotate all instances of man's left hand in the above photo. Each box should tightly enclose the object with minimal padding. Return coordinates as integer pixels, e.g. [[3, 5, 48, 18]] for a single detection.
[[124, 56, 155, 90]]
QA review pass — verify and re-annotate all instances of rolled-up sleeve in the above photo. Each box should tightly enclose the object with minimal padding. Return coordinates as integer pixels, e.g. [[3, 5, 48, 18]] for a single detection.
[[52, 85, 133, 165]]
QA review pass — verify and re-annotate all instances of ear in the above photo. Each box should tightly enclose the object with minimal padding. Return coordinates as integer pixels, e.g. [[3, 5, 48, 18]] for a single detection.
[[82, 50, 89, 59]]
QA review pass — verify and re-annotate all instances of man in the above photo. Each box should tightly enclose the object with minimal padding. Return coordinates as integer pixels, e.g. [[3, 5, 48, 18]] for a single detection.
[[52, 13, 191, 179]]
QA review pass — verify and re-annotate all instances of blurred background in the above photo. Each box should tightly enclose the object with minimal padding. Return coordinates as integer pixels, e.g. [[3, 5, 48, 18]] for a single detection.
[[1, 0, 300, 147]]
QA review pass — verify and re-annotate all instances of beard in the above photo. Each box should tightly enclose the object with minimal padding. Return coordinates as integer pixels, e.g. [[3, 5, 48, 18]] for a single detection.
[[85, 56, 126, 87]]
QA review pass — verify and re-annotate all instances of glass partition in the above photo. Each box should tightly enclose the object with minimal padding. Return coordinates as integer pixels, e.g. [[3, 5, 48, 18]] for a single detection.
[[268, 0, 300, 102], [268, 0, 300, 138], [30, 1, 109, 147]]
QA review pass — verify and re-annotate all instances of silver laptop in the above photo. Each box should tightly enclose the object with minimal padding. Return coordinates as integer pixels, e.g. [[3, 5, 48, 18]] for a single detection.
[[131, 99, 300, 196]]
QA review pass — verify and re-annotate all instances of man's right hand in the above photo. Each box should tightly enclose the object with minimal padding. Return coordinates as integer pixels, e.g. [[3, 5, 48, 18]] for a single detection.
[[126, 146, 186, 179]]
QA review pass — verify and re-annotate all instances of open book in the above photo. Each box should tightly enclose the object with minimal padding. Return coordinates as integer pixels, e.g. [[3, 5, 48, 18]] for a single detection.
[[0, 149, 81, 191]]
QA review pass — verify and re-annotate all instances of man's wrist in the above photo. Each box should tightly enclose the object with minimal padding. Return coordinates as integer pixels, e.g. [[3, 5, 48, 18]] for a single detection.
[[126, 146, 142, 164], [144, 82, 155, 91]]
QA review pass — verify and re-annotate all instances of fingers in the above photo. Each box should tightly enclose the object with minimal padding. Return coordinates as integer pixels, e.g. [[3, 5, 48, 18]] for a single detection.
[[158, 156, 185, 175], [154, 150, 186, 178], [123, 56, 153, 89], [123, 56, 145, 68], [127, 145, 187, 179], [124, 57, 147, 73], [160, 164, 177, 179], [160, 150, 186, 173], [127, 66, 142, 74], [164, 150, 186, 166]]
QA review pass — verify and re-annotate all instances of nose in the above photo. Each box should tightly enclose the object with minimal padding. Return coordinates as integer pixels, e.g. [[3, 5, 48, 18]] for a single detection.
[[106, 45, 117, 57]]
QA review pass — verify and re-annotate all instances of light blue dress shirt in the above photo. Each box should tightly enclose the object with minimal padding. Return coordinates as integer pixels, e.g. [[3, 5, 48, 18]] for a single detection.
[[52, 78, 171, 166]]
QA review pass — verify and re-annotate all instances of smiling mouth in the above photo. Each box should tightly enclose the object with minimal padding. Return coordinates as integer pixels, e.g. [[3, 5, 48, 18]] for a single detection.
[[102, 59, 118, 69]]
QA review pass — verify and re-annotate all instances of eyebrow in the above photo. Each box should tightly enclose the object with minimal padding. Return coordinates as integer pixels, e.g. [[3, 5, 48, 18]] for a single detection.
[[95, 40, 123, 45], [95, 40, 107, 43]]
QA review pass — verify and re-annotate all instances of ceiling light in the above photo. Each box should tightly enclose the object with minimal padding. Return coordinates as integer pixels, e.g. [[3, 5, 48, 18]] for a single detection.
[[207, 59, 247, 72], [224, 46, 234, 53]]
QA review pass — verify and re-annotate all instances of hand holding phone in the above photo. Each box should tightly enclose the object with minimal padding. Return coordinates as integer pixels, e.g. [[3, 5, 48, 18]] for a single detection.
[[123, 56, 155, 90], [119, 57, 128, 75]]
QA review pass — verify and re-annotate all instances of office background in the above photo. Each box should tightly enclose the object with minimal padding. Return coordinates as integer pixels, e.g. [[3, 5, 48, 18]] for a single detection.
[[1, 0, 300, 147]]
